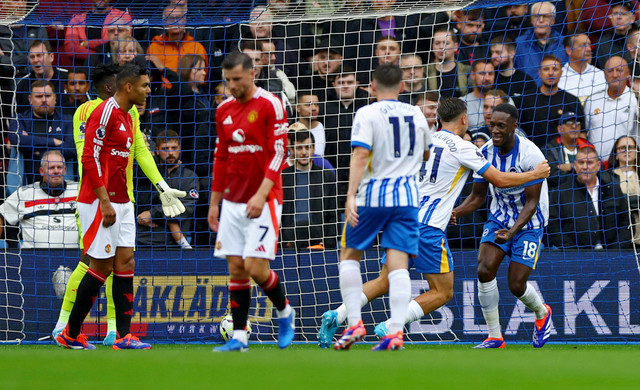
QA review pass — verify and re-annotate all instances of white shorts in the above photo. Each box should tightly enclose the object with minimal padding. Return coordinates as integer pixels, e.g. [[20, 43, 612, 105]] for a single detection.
[[214, 199, 282, 260], [77, 199, 135, 259]]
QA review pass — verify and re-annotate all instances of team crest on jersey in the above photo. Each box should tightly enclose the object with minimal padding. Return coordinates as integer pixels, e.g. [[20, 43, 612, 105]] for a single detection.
[[216, 241, 222, 250], [96, 125, 106, 139], [105, 244, 112, 253], [353, 122, 360, 136], [247, 110, 258, 123], [595, 108, 601, 115], [232, 129, 246, 143]]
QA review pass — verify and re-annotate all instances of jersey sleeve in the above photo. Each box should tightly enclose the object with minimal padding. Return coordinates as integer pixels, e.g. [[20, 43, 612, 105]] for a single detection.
[[0, 190, 20, 225], [521, 142, 546, 187], [264, 97, 289, 184], [81, 105, 107, 191], [131, 122, 163, 186], [212, 107, 229, 193], [417, 107, 433, 150], [459, 141, 490, 175], [473, 143, 491, 183], [351, 107, 373, 150], [73, 100, 97, 178]]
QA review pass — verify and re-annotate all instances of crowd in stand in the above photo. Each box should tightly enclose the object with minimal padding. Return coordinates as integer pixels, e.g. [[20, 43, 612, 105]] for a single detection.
[[1, 0, 639, 251]]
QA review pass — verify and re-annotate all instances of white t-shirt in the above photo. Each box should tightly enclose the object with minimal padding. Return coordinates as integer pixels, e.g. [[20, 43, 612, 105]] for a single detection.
[[309, 122, 326, 156], [473, 135, 549, 229], [558, 63, 607, 103], [351, 99, 432, 208], [418, 129, 490, 231], [0, 181, 79, 248]]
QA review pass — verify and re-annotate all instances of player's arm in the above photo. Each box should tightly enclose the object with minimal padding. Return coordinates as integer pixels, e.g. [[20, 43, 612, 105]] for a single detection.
[[345, 146, 370, 227], [494, 182, 543, 244], [452, 181, 489, 223], [481, 160, 550, 188]]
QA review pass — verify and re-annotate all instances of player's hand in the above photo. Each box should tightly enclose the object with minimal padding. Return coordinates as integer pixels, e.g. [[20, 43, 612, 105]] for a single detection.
[[100, 199, 116, 227], [494, 229, 513, 244], [156, 180, 186, 218], [534, 160, 551, 179], [246, 193, 266, 219], [137, 210, 157, 228], [345, 195, 359, 227], [449, 210, 457, 225], [208, 204, 219, 232]]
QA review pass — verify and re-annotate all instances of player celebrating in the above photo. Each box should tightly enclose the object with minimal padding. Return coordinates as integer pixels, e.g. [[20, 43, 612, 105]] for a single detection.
[[453, 103, 552, 349], [56, 64, 185, 350], [52, 63, 185, 346], [318, 98, 550, 347], [208, 52, 295, 352], [334, 63, 431, 351]]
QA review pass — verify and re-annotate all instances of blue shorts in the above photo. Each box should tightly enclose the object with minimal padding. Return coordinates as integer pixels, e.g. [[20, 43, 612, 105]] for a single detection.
[[480, 219, 543, 269], [342, 206, 419, 256], [381, 224, 453, 274]]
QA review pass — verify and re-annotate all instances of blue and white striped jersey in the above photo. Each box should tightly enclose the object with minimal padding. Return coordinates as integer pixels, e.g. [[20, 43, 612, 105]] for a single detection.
[[351, 100, 432, 208], [418, 129, 491, 231], [473, 135, 549, 230]]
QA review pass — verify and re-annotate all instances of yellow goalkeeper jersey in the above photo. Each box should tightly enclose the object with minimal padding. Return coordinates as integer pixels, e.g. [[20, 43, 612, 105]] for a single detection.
[[73, 98, 163, 202]]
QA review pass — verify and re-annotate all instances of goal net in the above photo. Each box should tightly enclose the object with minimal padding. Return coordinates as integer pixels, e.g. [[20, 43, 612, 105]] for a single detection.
[[1, 0, 640, 345]]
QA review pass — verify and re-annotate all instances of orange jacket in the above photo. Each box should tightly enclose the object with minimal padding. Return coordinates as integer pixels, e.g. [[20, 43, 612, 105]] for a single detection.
[[146, 33, 208, 72]]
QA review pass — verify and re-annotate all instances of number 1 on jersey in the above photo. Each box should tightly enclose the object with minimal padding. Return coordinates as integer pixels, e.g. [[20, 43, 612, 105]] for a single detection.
[[389, 116, 416, 158]]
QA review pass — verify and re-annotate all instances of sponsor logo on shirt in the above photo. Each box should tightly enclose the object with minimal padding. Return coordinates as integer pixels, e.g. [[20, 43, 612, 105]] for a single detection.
[[111, 149, 130, 158], [126, 137, 132, 149], [232, 129, 246, 143], [274, 123, 288, 136], [228, 145, 264, 154]]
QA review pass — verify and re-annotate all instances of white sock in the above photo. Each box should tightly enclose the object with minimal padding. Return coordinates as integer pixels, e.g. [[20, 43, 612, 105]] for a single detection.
[[232, 329, 248, 344], [383, 298, 425, 330], [277, 303, 292, 319], [517, 282, 547, 320], [335, 292, 368, 324], [177, 237, 192, 249], [54, 319, 67, 331], [387, 269, 411, 334], [339, 260, 363, 327], [478, 279, 501, 339]]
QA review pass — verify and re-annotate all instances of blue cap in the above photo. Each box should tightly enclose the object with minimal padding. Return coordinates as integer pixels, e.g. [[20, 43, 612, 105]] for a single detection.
[[559, 111, 579, 125]]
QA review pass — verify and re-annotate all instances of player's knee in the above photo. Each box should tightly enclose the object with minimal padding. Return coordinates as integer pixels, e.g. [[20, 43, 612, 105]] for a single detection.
[[508, 281, 526, 297], [477, 262, 495, 282]]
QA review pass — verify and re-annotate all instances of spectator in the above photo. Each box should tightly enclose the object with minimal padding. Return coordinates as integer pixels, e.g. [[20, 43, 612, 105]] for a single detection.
[[414, 91, 439, 133], [608, 135, 640, 243], [8, 80, 75, 185], [514, 2, 568, 86], [15, 40, 68, 114], [146, 5, 208, 75], [489, 36, 538, 98], [586, 56, 639, 160], [297, 38, 343, 102], [548, 145, 631, 249], [284, 122, 334, 171], [399, 54, 426, 104], [544, 111, 593, 188], [83, 11, 135, 68], [323, 67, 369, 205], [136, 130, 199, 249], [0, 150, 79, 249], [281, 130, 338, 249], [426, 26, 470, 98], [296, 91, 325, 156], [461, 60, 496, 130], [86, 32, 145, 70], [485, 5, 531, 42], [62, 0, 132, 67], [261, 40, 296, 103], [514, 54, 585, 148], [213, 81, 230, 107], [61, 67, 91, 117], [455, 8, 489, 64], [558, 33, 607, 102], [625, 27, 640, 92], [594, 2, 635, 69]]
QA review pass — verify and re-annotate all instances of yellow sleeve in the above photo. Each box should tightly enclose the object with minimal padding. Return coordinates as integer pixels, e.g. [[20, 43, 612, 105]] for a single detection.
[[128, 107, 164, 190], [73, 99, 101, 178]]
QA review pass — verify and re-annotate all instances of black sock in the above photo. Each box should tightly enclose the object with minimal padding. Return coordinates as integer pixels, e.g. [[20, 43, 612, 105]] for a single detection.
[[259, 270, 287, 311], [229, 279, 251, 333], [113, 271, 134, 337], [68, 269, 106, 338]]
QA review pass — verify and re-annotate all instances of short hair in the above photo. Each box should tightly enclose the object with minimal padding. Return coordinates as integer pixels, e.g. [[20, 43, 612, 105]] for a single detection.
[[67, 67, 89, 80], [484, 89, 509, 102], [372, 63, 403, 90], [437, 97, 467, 122], [541, 54, 562, 65], [28, 39, 52, 53], [433, 26, 458, 43], [30, 79, 55, 93], [116, 63, 148, 89], [296, 90, 318, 103], [530, 2, 556, 19], [92, 63, 120, 89], [376, 36, 400, 47], [416, 90, 440, 104], [490, 35, 516, 52], [576, 144, 599, 159], [155, 129, 181, 147], [471, 59, 492, 72], [221, 51, 253, 71], [335, 65, 357, 80], [462, 8, 483, 21], [240, 40, 261, 53], [179, 54, 206, 81], [563, 32, 589, 48], [41, 149, 65, 168], [492, 103, 519, 121], [289, 130, 315, 145]]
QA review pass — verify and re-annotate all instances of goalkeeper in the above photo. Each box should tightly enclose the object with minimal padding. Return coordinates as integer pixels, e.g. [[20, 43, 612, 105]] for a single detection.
[[52, 63, 186, 346]]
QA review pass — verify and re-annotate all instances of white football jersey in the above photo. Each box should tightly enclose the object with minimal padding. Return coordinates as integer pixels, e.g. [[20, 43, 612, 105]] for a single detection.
[[351, 100, 432, 207], [418, 129, 491, 231], [473, 135, 549, 229]]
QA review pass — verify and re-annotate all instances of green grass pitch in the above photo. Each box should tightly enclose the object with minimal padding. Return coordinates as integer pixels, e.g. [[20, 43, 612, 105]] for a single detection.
[[1, 344, 638, 389]]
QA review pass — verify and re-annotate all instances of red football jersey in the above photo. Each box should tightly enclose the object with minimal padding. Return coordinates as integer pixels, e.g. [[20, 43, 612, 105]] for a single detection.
[[78, 97, 133, 204], [212, 88, 288, 203]]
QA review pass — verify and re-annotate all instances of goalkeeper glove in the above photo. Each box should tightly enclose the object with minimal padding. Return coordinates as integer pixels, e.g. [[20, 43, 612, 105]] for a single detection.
[[155, 180, 187, 218]]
